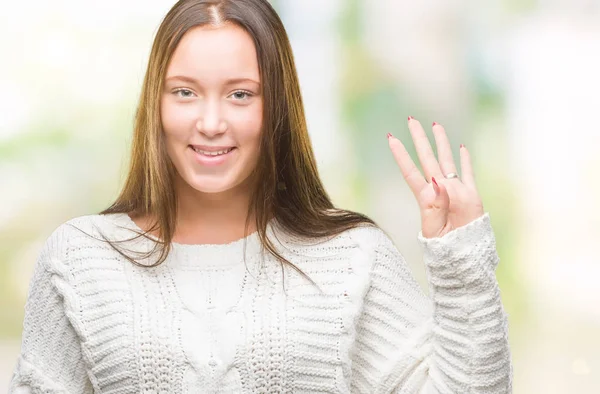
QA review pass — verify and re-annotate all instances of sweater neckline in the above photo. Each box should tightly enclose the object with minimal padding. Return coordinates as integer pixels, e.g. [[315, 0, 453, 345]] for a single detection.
[[105, 212, 276, 268]]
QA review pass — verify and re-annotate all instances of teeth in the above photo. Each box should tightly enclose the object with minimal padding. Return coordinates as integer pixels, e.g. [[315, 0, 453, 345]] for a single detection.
[[192, 147, 233, 156]]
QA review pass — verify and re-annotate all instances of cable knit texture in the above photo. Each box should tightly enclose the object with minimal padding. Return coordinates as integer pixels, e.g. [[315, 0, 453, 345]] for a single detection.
[[9, 212, 512, 393]]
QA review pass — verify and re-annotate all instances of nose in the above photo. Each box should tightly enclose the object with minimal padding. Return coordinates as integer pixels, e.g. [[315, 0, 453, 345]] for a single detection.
[[196, 99, 227, 136]]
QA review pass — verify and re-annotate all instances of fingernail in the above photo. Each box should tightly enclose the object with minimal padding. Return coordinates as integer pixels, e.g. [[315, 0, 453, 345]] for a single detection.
[[460, 144, 465, 149], [431, 177, 440, 195], [387, 132, 393, 139], [432, 122, 438, 126], [408, 116, 413, 121]]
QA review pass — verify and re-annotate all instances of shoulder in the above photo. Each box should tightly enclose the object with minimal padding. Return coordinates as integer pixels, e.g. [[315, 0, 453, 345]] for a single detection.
[[339, 223, 401, 261], [285, 223, 401, 275], [39, 213, 121, 265], [342, 224, 394, 247], [274, 220, 399, 259]]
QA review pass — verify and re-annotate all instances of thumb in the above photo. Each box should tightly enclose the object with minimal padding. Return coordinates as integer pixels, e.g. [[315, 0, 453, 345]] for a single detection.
[[431, 177, 450, 211], [421, 177, 451, 238]]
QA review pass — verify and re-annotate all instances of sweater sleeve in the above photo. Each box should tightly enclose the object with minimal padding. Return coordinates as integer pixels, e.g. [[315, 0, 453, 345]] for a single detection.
[[8, 226, 93, 394], [349, 213, 513, 394]]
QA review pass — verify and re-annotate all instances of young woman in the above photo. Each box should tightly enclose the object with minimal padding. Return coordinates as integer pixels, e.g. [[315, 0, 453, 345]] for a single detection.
[[9, 0, 512, 393]]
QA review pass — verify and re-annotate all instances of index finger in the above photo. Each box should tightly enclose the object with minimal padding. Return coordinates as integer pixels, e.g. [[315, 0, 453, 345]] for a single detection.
[[387, 133, 428, 197]]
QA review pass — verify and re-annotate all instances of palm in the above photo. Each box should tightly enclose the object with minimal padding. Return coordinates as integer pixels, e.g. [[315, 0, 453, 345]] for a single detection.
[[388, 117, 484, 239]]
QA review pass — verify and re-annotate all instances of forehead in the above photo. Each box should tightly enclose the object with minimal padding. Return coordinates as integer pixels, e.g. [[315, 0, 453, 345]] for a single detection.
[[166, 23, 260, 81]]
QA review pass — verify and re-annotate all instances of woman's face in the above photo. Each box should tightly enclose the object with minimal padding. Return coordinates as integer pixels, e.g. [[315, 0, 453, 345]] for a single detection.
[[161, 23, 263, 195]]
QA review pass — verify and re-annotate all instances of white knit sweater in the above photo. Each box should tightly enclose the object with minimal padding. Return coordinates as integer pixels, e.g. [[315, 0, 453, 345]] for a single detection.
[[9, 212, 512, 393]]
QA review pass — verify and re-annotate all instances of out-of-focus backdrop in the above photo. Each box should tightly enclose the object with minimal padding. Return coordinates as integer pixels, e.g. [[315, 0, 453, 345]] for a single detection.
[[1, 0, 599, 392]]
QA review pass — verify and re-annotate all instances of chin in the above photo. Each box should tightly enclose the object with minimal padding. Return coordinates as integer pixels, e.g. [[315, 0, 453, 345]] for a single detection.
[[173, 159, 255, 195], [188, 180, 235, 194], [183, 172, 244, 195]]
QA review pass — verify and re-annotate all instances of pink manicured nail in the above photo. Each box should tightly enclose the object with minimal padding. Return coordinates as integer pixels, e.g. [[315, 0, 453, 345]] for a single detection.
[[408, 116, 414, 121], [432, 122, 438, 126], [387, 133, 393, 139], [431, 177, 440, 195], [460, 144, 465, 149]]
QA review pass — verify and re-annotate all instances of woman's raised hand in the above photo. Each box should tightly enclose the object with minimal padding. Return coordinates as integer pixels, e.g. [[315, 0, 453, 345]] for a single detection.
[[387, 117, 485, 239]]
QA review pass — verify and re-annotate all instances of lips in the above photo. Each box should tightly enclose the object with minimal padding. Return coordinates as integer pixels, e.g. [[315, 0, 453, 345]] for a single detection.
[[188, 144, 236, 152], [188, 145, 237, 166], [189, 146, 235, 156]]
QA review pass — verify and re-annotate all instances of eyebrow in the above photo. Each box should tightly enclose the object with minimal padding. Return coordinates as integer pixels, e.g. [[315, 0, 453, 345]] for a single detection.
[[165, 75, 260, 86]]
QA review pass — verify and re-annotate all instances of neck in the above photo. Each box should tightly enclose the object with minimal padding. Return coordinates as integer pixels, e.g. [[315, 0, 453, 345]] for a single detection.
[[172, 172, 258, 244]]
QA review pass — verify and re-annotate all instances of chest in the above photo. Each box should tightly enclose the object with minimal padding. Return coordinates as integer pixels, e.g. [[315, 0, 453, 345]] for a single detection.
[[74, 251, 361, 393]]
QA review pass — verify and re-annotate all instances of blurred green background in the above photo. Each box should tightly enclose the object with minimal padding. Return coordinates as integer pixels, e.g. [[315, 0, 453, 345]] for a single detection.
[[1, 0, 599, 392]]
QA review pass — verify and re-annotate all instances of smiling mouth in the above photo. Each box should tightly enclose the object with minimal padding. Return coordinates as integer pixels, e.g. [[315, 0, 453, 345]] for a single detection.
[[189, 146, 236, 156]]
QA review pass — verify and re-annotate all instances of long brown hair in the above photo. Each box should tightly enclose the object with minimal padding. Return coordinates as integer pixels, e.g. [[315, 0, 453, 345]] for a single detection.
[[95, 0, 377, 287]]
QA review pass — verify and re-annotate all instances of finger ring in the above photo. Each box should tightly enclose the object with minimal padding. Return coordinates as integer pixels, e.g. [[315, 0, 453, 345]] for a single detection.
[[444, 172, 459, 179]]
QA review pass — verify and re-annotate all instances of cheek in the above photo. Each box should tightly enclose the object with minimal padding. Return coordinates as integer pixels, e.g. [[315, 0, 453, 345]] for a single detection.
[[161, 100, 192, 141], [229, 104, 263, 145]]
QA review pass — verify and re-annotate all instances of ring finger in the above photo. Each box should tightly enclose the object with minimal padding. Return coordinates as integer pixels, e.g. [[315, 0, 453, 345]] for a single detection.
[[431, 122, 459, 178]]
